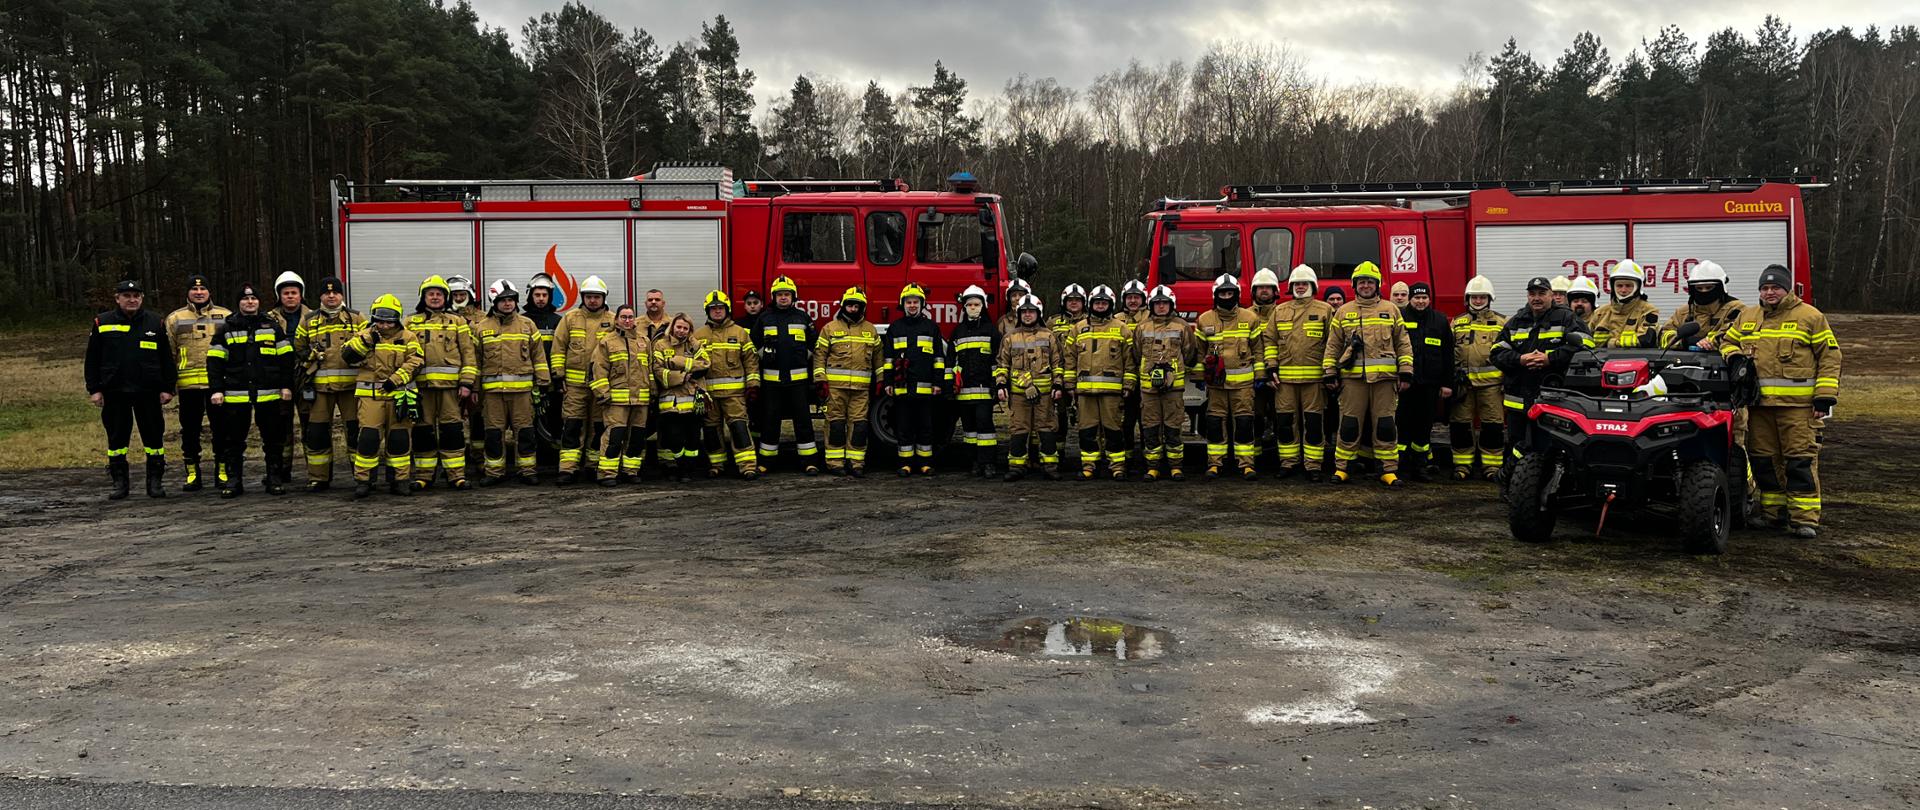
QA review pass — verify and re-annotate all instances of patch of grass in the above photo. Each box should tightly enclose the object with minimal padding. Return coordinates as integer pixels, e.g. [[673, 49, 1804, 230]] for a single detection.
[[1830, 378, 1920, 423]]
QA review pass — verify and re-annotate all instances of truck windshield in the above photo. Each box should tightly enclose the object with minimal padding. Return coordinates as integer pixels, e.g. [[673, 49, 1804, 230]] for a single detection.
[[916, 212, 983, 264], [1161, 228, 1240, 283]]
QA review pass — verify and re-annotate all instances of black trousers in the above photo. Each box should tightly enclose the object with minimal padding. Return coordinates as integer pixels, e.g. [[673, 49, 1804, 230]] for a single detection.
[[175, 389, 220, 463], [220, 401, 286, 482], [893, 393, 936, 460], [756, 383, 818, 466], [102, 391, 166, 462], [658, 412, 701, 469], [1396, 383, 1442, 465]]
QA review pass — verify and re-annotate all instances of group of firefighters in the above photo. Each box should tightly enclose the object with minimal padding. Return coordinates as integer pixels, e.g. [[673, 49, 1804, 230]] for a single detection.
[[85, 255, 1839, 536]]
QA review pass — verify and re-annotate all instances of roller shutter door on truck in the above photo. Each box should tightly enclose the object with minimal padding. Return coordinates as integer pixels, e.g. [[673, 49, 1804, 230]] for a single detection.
[[1629, 221, 1789, 315], [1473, 224, 1626, 304], [632, 219, 723, 320], [346, 221, 475, 311], [482, 220, 629, 311]]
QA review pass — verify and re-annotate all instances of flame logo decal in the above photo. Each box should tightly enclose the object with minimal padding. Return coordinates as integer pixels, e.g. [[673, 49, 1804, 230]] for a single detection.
[[544, 245, 580, 311]]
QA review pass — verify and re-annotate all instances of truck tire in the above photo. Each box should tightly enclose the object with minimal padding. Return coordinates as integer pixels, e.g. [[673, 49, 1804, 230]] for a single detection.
[[1506, 452, 1557, 544], [1678, 460, 1731, 555], [867, 393, 898, 450]]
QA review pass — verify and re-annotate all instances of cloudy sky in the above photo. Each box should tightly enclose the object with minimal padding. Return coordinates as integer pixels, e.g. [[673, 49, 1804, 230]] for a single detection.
[[469, 0, 1917, 101]]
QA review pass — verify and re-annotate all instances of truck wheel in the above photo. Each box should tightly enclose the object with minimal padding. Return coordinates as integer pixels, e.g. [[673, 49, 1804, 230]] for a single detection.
[[1506, 452, 1557, 544], [867, 393, 899, 450], [1678, 460, 1731, 555]]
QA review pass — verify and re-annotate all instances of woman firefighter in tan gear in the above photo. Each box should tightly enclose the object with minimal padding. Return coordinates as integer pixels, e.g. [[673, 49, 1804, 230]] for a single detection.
[[1449, 275, 1506, 481], [693, 290, 760, 479], [1133, 285, 1197, 481], [1589, 259, 1662, 348], [588, 304, 653, 486], [341, 294, 424, 499], [653, 313, 711, 483], [997, 294, 1065, 480], [1264, 265, 1335, 480]]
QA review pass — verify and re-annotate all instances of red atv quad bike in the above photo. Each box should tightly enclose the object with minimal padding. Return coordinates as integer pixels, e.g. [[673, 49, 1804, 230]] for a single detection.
[[1506, 323, 1757, 554]]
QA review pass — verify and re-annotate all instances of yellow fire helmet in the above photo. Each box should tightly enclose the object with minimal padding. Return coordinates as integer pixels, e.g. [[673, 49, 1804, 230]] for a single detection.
[[840, 286, 868, 306], [770, 275, 799, 296], [899, 283, 927, 304], [703, 290, 732, 310], [370, 294, 405, 323], [1350, 261, 1383, 283], [418, 274, 449, 294]]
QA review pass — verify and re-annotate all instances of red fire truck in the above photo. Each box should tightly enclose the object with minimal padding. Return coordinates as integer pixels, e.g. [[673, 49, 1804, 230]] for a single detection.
[[329, 166, 1022, 325], [1134, 177, 1824, 316]]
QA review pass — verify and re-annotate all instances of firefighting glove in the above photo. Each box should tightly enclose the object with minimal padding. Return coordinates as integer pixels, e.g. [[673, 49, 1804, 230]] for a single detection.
[[1400, 372, 1415, 385], [531, 385, 545, 410], [816, 381, 830, 403], [1813, 397, 1836, 418], [1322, 373, 1339, 388]]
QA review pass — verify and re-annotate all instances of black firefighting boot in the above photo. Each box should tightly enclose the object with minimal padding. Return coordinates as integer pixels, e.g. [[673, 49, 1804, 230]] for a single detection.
[[144, 457, 167, 498], [352, 478, 374, 499], [221, 457, 244, 499], [108, 458, 131, 501], [181, 458, 203, 492], [980, 447, 999, 480], [266, 460, 287, 495], [387, 466, 408, 496]]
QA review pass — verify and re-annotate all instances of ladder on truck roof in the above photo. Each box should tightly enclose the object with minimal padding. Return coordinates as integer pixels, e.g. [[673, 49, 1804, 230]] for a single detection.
[[738, 178, 910, 196], [1222, 176, 1827, 203]]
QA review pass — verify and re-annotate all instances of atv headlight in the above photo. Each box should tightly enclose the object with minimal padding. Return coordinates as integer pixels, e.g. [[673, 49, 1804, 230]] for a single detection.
[[1539, 414, 1578, 434], [1650, 421, 1695, 439]]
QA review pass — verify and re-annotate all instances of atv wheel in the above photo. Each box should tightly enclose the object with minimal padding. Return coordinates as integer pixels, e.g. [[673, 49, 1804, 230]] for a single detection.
[[1678, 460, 1731, 555], [1728, 442, 1753, 530], [1505, 452, 1557, 544]]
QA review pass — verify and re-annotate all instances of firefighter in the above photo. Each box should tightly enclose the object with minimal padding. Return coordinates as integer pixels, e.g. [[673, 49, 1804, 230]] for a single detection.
[[1195, 274, 1263, 480], [758, 275, 822, 474], [653, 313, 710, 483], [404, 275, 479, 490], [740, 290, 765, 333], [949, 284, 1001, 477], [1249, 268, 1282, 459], [476, 280, 549, 485], [996, 294, 1064, 480], [552, 275, 615, 484], [1390, 281, 1411, 308], [1050, 284, 1088, 455], [293, 277, 367, 492], [1566, 275, 1599, 323], [589, 304, 653, 486], [205, 284, 295, 497], [694, 290, 760, 479], [1721, 265, 1840, 538], [1322, 261, 1414, 486], [1397, 282, 1454, 480], [268, 271, 311, 486], [447, 275, 484, 324], [884, 283, 947, 476], [1136, 285, 1197, 481], [815, 287, 881, 476], [523, 273, 563, 467], [341, 295, 424, 499], [1265, 265, 1334, 480], [86, 279, 176, 500], [1490, 276, 1588, 464], [1449, 276, 1507, 481], [1117, 279, 1150, 474], [998, 278, 1032, 335], [446, 274, 486, 464], [165, 274, 231, 492], [642, 289, 671, 341], [1550, 275, 1572, 308], [1066, 285, 1133, 480], [1590, 260, 1662, 348], [1662, 260, 1746, 350]]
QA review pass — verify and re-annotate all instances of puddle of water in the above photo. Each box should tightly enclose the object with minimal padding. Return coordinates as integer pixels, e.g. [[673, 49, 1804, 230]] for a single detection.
[[986, 617, 1174, 661]]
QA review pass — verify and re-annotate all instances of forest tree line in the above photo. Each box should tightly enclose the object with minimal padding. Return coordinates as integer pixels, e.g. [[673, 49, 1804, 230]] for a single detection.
[[2, 1, 1916, 311]]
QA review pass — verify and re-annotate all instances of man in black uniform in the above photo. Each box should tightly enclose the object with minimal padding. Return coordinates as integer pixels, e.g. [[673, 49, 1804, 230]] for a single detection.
[[86, 280, 176, 500], [1491, 276, 1590, 464], [1396, 282, 1454, 480], [756, 276, 821, 474]]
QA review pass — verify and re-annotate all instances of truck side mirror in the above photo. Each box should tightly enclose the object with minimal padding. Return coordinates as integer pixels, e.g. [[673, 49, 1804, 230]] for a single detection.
[[981, 209, 1001, 273], [917, 208, 946, 226]]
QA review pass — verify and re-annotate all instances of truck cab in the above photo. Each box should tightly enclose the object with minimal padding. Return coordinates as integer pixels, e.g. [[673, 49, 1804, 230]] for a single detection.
[[1136, 203, 1431, 314], [727, 175, 1017, 329]]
